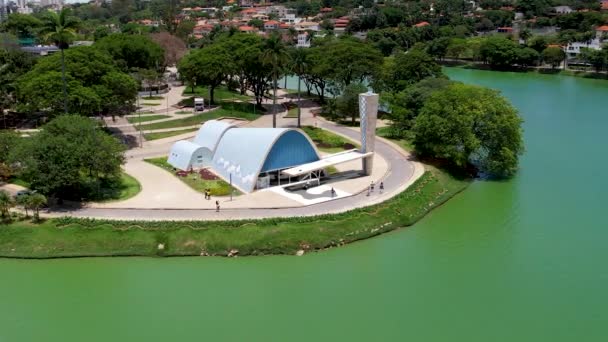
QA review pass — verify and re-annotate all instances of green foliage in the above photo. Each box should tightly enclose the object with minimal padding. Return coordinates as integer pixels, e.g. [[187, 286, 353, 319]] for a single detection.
[[479, 36, 521, 69], [0, 170, 469, 258], [300, 126, 359, 153], [144, 157, 233, 196], [377, 50, 444, 92], [1, 13, 42, 38], [16, 46, 136, 117], [542, 46, 566, 69], [13, 115, 126, 199], [0, 130, 19, 164], [95, 33, 165, 71], [314, 37, 383, 89], [144, 128, 199, 141], [137, 106, 259, 131], [38, 9, 80, 49], [386, 78, 453, 135], [178, 43, 234, 104], [0, 190, 14, 218], [27, 193, 47, 221], [336, 83, 368, 125], [413, 84, 524, 177], [580, 48, 607, 72]]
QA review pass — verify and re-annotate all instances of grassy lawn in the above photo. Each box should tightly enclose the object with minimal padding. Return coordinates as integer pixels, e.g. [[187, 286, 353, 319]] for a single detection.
[[127, 115, 170, 124], [137, 105, 259, 131], [141, 102, 161, 106], [377, 126, 414, 151], [96, 173, 141, 203], [144, 157, 234, 196], [284, 107, 298, 118], [301, 126, 360, 153], [183, 85, 251, 102], [144, 128, 199, 141], [0, 167, 469, 258], [140, 96, 164, 100], [175, 110, 193, 114]]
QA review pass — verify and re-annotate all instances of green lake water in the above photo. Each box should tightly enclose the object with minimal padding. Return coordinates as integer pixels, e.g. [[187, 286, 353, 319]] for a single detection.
[[1, 69, 607, 341]]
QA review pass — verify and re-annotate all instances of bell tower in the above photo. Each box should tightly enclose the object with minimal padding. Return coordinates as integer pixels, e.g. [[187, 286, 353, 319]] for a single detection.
[[359, 91, 379, 176]]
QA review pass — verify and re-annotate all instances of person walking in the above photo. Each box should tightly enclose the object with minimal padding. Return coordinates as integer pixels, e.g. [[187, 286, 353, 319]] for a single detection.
[[379, 182, 384, 194], [215, 200, 220, 212], [370, 181, 375, 193], [204, 189, 208, 200], [331, 187, 336, 198]]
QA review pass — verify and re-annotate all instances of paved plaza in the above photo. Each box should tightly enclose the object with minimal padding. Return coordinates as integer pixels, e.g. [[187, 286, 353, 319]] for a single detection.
[[5, 89, 424, 220]]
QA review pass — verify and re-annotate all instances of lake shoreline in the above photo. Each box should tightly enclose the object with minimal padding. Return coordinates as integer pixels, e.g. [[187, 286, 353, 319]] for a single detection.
[[0, 168, 471, 259]]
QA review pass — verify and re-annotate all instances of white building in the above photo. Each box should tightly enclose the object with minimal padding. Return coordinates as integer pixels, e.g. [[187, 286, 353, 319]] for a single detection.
[[565, 26, 608, 58], [297, 32, 310, 48]]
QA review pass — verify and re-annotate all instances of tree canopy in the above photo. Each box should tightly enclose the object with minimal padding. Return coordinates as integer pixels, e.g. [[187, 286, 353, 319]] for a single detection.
[[16, 46, 137, 116], [12, 115, 125, 199], [95, 33, 165, 71], [413, 84, 524, 177]]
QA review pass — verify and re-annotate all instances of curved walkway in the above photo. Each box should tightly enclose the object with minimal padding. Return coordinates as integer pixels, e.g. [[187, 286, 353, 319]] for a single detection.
[[48, 115, 423, 220]]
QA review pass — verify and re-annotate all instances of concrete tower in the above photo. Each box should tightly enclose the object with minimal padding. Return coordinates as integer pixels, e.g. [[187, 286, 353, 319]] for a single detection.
[[359, 91, 379, 176]]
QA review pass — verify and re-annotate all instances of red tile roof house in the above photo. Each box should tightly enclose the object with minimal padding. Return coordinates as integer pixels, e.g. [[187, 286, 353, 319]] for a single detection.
[[602, 1, 608, 11], [497, 27, 514, 33], [334, 18, 349, 28], [239, 25, 258, 33], [193, 24, 215, 35], [264, 20, 280, 30], [413, 21, 430, 28]]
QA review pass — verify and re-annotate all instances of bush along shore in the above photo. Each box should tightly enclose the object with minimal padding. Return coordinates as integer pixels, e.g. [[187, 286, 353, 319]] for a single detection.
[[0, 169, 469, 259]]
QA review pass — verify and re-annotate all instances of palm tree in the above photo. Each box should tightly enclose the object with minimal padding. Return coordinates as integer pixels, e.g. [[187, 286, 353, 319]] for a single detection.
[[16, 194, 31, 218], [38, 9, 79, 114], [290, 48, 308, 128], [261, 34, 290, 128], [0, 190, 14, 219], [28, 193, 47, 222]]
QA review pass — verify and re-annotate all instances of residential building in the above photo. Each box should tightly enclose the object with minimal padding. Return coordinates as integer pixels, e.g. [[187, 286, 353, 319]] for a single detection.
[[297, 32, 310, 48], [264, 20, 279, 30], [564, 26, 608, 59], [553, 6, 573, 14]]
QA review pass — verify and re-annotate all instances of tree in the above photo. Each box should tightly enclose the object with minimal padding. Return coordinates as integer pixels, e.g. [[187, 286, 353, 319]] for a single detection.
[[0, 190, 14, 219], [14, 115, 125, 199], [427, 37, 451, 60], [580, 48, 606, 72], [542, 47, 566, 69], [0, 130, 19, 164], [519, 28, 532, 43], [95, 33, 165, 71], [316, 37, 382, 90], [178, 44, 233, 105], [1, 13, 42, 38], [0, 48, 36, 126], [378, 50, 444, 92], [261, 34, 290, 128], [38, 9, 80, 114], [516, 47, 540, 67], [16, 46, 135, 117], [28, 193, 47, 221], [479, 36, 520, 69], [16, 193, 30, 218], [337, 83, 368, 125], [149, 32, 187, 67], [386, 78, 453, 136], [413, 84, 524, 177]]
